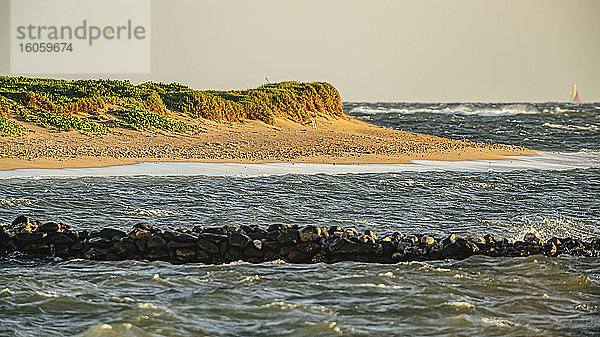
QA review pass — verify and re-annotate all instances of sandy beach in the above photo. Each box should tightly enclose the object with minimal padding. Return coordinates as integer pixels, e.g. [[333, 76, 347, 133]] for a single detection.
[[0, 116, 536, 171]]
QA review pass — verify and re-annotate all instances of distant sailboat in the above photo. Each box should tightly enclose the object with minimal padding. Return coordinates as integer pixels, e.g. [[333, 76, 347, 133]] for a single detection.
[[571, 84, 580, 104]]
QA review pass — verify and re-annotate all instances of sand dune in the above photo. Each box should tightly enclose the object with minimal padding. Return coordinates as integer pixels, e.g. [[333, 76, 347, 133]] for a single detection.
[[0, 116, 536, 171]]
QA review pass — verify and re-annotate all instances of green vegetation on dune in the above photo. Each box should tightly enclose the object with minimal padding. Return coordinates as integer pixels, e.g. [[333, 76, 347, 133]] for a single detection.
[[162, 81, 343, 125], [0, 96, 30, 135], [0, 115, 29, 136], [0, 76, 343, 135], [18, 105, 109, 134], [115, 104, 196, 133]]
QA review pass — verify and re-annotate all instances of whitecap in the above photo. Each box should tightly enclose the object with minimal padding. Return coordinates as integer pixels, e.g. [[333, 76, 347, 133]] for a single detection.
[[137, 302, 157, 309], [377, 271, 395, 278], [481, 317, 519, 327], [34, 290, 58, 298], [349, 104, 541, 116], [1, 288, 14, 296], [109, 296, 136, 303], [239, 275, 260, 283], [262, 301, 338, 315], [356, 283, 403, 289], [127, 208, 183, 216], [0, 198, 38, 207], [543, 122, 599, 131], [444, 301, 475, 309]]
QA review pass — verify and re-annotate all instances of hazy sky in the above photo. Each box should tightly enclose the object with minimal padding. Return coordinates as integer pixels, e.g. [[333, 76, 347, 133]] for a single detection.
[[1, 0, 599, 102]]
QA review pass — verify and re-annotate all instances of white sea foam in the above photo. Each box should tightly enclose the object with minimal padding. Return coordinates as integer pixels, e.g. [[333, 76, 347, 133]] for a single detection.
[[0, 151, 598, 178], [137, 302, 157, 309], [543, 123, 599, 131], [349, 104, 541, 116], [377, 271, 395, 278], [444, 301, 475, 309], [481, 317, 519, 328], [34, 290, 59, 298], [263, 301, 338, 315], [126, 208, 183, 216], [239, 275, 260, 283], [0, 198, 38, 207], [1, 288, 14, 296], [356, 283, 403, 289]]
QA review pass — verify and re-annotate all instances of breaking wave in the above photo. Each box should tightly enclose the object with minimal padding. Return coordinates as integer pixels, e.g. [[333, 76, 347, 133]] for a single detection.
[[543, 123, 599, 131], [349, 104, 541, 116]]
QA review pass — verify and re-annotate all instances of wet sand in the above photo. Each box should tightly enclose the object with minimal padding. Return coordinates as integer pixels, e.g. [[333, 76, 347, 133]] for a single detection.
[[0, 117, 537, 171]]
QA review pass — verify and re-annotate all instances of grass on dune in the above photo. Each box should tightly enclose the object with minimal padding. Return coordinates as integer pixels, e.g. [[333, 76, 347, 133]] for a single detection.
[[0, 76, 344, 135]]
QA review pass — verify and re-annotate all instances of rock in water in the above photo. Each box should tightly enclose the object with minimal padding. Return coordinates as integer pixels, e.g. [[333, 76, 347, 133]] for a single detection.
[[299, 225, 321, 242], [442, 238, 479, 259], [1, 216, 598, 264]]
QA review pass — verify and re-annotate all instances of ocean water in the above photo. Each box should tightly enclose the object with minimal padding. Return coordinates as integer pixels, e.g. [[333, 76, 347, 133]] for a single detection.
[[1, 102, 599, 336]]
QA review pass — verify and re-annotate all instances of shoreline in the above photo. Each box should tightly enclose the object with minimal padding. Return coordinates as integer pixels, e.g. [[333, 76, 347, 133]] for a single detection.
[[0, 116, 537, 171], [0, 152, 539, 172], [5, 152, 594, 178]]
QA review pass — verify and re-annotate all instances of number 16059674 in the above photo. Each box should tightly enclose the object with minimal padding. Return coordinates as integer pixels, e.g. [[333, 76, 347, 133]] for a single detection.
[[19, 42, 73, 52]]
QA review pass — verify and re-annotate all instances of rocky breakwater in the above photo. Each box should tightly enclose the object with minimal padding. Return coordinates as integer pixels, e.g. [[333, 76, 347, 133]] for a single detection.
[[1, 216, 599, 264]]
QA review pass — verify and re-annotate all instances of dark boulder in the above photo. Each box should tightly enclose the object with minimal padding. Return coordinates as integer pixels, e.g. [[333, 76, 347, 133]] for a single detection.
[[286, 249, 311, 263], [243, 246, 264, 260], [263, 252, 281, 262], [329, 226, 343, 238], [299, 225, 322, 242], [364, 230, 377, 241], [341, 228, 358, 239], [225, 247, 243, 261], [87, 236, 113, 248], [167, 241, 197, 249], [14, 232, 44, 244], [330, 238, 359, 254], [197, 238, 220, 254], [134, 222, 152, 231], [11, 215, 30, 227], [128, 228, 152, 252], [145, 249, 170, 261], [441, 234, 456, 246], [262, 240, 281, 252], [35, 222, 61, 234], [170, 232, 197, 243], [296, 241, 321, 255], [146, 233, 167, 249], [484, 234, 496, 245], [421, 235, 436, 246], [198, 233, 228, 244], [174, 248, 197, 262], [523, 232, 542, 245], [114, 241, 139, 257], [90, 228, 127, 242], [267, 224, 287, 232], [442, 238, 479, 259], [229, 231, 252, 248], [48, 233, 75, 245], [22, 243, 51, 256], [391, 231, 404, 241], [359, 234, 376, 244], [277, 228, 299, 245], [358, 241, 383, 256]]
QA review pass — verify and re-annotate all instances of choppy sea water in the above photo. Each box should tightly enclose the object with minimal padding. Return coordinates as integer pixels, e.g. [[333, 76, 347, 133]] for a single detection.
[[1, 102, 599, 336]]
